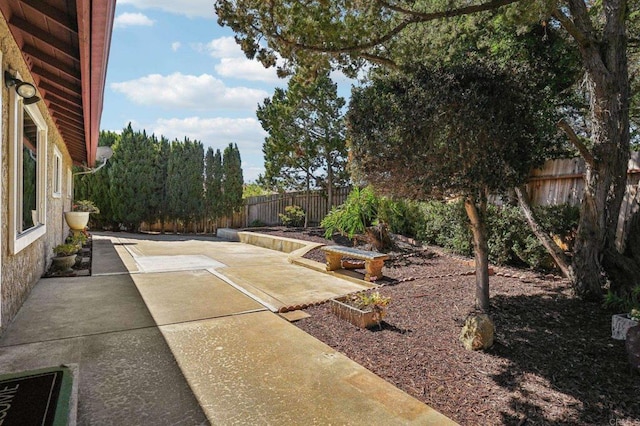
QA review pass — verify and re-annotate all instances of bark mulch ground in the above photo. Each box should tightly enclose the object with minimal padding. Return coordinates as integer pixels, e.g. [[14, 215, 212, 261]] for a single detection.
[[256, 227, 640, 426]]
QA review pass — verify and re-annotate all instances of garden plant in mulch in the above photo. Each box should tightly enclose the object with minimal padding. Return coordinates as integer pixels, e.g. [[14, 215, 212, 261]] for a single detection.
[[257, 227, 640, 425]]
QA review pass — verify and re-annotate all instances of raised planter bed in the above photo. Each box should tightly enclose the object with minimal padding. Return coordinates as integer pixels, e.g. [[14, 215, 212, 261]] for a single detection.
[[330, 296, 387, 329]]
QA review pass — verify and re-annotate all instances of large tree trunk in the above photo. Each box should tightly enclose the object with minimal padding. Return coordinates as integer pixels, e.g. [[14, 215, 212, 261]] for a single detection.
[[559, 0, 631, 300], [327, 157, 334, 213], [464, 193, 490, 312]]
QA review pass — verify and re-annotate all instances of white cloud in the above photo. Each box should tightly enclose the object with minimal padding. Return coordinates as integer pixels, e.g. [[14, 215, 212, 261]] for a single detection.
[[200, 37, 241, 58], [114, 12, 154, 28], [195, 37, 284, 83], [110, 73, 268, 110], [171, 42, 181, 52], [117, 0, 215, 19], [215, 58, 281, 83]]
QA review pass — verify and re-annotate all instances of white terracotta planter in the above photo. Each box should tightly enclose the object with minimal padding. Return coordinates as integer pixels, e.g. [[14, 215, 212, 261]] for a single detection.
[[612, 314, 639, 340], [64, 212, 90, 230]]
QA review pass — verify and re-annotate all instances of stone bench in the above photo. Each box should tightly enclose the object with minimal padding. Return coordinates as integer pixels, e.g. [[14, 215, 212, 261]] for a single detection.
[[320, 245, 389, 282]]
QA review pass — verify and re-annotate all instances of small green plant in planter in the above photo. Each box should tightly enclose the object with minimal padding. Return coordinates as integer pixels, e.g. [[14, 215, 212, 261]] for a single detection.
[[345, 291, 391, 327], [51, 243, 79, 273], [631, 308, 640, 322], [66, 230, 88, 247], [53, 243, 79, 257], [72, 200, 100, 213]]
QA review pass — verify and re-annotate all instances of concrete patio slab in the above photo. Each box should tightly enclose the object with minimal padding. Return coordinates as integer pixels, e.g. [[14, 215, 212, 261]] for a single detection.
[[91, 238, 130, 275], [0, 275, 155, 347], [131, 270, 265, 325], [0, 329, 207, 425], [160, 311, 455, 425], [218, 263, 374, 312]]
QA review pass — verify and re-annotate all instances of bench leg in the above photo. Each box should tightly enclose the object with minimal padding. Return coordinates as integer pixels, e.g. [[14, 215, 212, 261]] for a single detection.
[[364, 259, 384, 282], [326, 253, 342, 271]]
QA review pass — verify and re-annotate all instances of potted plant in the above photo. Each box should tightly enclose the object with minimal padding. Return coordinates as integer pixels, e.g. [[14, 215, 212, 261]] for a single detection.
[[609, 286, 640, 340], [330, 291, 391, 329], [51, 243, 79, 272], [64, 200, 99, 231]]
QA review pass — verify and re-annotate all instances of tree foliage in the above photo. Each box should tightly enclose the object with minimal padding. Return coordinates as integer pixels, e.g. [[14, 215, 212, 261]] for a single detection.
[[221, 143, 244, 216], [108, 124, 159, 231], [257, 72, 349, 205], [348, 63, 559, 310], [205, 147, 223, 224]]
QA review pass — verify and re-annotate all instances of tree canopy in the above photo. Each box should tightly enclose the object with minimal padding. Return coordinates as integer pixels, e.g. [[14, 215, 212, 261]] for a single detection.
[[257, 72, 349, 207], [348, 62, 559, 310]]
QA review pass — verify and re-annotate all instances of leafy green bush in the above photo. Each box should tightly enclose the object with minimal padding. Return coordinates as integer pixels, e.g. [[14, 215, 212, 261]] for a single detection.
[[279, 205, 305, 227], [377, 198, 423, 238], [604, 285, 640, 314], [416, 200, 472, 256], [321, 186, 379, 239], [415, 200, 579, 270]]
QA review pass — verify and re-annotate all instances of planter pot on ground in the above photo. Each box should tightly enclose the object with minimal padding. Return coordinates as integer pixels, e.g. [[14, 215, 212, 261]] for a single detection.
[[612, 314, 639, 340], [64, 212, 90, 230], [330, 297, 385, 329], [51, 254, 77, 272]]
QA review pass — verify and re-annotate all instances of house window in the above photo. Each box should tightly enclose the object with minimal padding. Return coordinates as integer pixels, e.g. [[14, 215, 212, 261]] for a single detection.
[[53, 146, 62, 198], [8, 77, 47, 254], [67, 168, 73, 198]]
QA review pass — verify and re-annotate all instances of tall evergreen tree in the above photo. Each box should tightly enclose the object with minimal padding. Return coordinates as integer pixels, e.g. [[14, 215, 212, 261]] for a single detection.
[[204, 147, 223, 232], [257, 72, 349, 210], [155, 136, 171, 233], [109, 124, 158, 231], [165, 138, 205, 232], [222, 143, 244, 219]]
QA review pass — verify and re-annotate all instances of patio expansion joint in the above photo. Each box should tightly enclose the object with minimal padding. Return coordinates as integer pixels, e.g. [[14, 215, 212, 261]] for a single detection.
[[0, 324, 162, 349]]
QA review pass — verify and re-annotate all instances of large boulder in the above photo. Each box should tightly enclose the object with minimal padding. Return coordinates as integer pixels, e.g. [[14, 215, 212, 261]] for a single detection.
[[626, 325, 640, 374], [460, 314, 495, 351]]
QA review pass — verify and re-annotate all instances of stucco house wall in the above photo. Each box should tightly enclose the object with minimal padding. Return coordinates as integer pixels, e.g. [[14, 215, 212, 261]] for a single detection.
[[0, 14, 73, 333]]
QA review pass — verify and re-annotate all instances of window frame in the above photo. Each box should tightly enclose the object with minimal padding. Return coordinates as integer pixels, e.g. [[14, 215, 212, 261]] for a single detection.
[[67, 167, 73, 198], [53, 145, 62, 198], [8, 78, 48, 254]]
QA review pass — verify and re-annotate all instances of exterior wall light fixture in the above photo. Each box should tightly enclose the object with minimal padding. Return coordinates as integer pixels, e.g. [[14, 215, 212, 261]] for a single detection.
[[5, 70, 41, 104]]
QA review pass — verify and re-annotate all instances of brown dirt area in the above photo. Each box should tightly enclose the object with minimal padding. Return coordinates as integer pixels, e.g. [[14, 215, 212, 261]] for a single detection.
[[254, 227, 640, 425]]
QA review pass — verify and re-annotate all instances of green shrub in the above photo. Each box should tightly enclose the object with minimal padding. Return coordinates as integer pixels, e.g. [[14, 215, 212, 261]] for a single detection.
[[415, 200, 579, 271], [416, 200, 472, 256], [604, 285, 640, 314], [279, 205, 305, 227], [487, 203, 579, 269], [377, 198, 423, 238], [321, 186, 379, 239], [249, 219, 266, 227]]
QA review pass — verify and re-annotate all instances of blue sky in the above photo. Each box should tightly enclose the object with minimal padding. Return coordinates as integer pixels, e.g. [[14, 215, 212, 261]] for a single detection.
[[102, 0, 354, 182]]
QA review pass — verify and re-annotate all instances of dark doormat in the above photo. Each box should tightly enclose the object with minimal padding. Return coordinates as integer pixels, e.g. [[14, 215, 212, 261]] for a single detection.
[[0, 366, 73, 425]]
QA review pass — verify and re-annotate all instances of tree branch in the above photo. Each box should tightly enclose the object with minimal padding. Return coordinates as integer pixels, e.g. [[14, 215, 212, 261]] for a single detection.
[[274, 0, 523, 56], [557, 119, 596, 168], [515, 185, 576, 282]]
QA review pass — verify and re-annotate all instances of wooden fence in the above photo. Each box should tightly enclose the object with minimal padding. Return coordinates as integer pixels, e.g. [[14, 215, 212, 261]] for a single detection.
[[244, 187, 351, 227], [143, 153, 640, 242], [526, 152, 640, 250]]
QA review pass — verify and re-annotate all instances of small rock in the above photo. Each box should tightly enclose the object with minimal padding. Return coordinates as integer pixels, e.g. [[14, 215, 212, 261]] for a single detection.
[[460, 314, 495, 351]]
